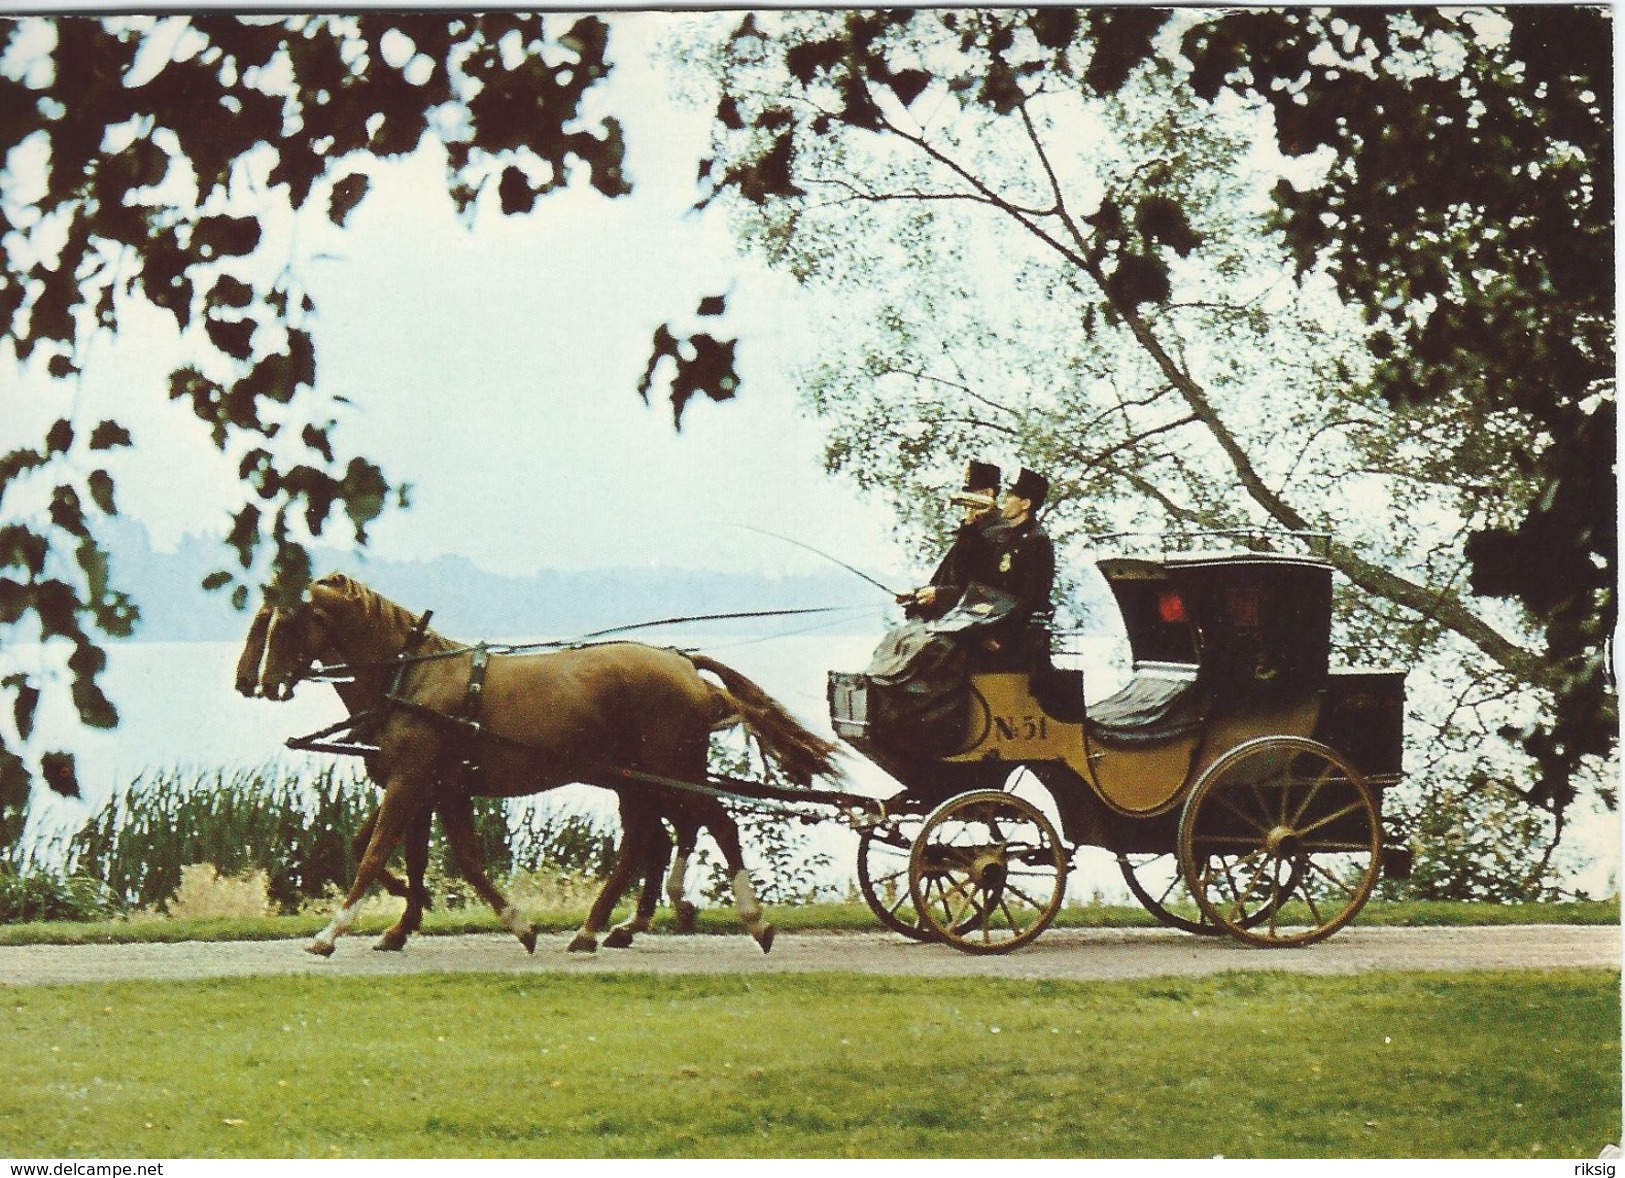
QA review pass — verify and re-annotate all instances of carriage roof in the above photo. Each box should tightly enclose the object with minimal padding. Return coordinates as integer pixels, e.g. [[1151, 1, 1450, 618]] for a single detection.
[[1094, 548, 1335, 686]]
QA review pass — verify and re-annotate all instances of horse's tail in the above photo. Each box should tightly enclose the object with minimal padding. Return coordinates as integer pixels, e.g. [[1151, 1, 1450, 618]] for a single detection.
[[687, 652, 842, 786]]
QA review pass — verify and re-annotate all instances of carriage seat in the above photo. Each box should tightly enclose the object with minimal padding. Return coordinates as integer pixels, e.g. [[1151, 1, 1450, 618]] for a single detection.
[[1086, 673, 1206, 748]]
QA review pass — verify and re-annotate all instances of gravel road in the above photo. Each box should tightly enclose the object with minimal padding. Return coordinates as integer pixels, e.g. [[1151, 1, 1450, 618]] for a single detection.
[[0, 924, 1617, 987]]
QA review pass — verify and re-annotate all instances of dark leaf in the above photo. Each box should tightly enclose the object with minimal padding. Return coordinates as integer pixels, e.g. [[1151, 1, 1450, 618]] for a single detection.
[[498, 166, 538, 215], [785, 38, 846, 85], [302, 424, 335, 462], [884, 68, 933, 108], [1135, 195, 1203, 256], [12, 681, 38, 740], [49, 486, 87, 538], [192, 215, 261, 260], [0, 746, 28, 820], [697, 294, 727, 317], [640, 327, 740, 431], [40, 751, 79, 798], [328, 173, 370, 227], [1104, 252, 1172, 308], [1082, 9, 1168, 95], [45, 420, 74, 454], [201, 570, 233, 592], [205, 315, 257, 361], [1027, 8, 1081, 50], [87, 420, 132, 450], [87, 470, 116, 516]]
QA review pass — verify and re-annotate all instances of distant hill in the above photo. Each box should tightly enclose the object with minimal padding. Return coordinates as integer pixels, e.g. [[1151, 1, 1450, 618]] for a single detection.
[[99, 517, 887, 644]]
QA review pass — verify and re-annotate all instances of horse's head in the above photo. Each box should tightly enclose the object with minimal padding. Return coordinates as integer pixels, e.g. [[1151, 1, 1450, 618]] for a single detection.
[[235, 573, 358, 700]]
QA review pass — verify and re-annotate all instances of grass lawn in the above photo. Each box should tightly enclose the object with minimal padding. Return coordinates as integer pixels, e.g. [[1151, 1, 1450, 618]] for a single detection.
[[0, 969, 1617, 1159], [0, 897, 1617, 948]]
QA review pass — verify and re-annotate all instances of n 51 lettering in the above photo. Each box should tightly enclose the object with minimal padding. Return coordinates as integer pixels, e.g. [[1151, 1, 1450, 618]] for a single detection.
[[994, 714, 1048, 741]]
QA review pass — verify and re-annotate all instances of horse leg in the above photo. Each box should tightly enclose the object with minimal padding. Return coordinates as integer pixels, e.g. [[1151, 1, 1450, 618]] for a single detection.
[[701, 800, 774, 953], [570, 802, 653, 954], [604, 820, 672, 949], [374, 803, 433, 952], [437, 793, 538, 954], [309, 774, 429, 957], [667, 815, 700, 935], [350, 807, 414, 902]]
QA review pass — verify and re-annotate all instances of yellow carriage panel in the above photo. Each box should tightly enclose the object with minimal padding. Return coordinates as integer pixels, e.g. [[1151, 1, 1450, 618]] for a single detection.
[[1078, 731, 1202, 816], [941, 673, 1086, 765]]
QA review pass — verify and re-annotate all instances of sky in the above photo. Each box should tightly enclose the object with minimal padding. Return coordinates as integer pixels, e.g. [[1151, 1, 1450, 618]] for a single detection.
[[3, 11, 919, 586]]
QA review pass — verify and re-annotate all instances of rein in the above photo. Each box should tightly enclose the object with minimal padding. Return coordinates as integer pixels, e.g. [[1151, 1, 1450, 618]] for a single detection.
[[282, 599, 888, 826], [297, 604, 870, 685]]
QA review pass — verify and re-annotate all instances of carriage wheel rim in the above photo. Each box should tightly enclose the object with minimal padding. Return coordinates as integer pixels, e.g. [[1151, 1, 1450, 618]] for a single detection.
[[907, 789, 1069, 955], [857, 824, 936, 940], [1177, 736, 1381, 948]]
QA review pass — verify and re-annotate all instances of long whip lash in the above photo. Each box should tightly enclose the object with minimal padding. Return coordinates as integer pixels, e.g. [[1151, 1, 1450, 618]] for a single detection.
[[731, 523, 903, 598]]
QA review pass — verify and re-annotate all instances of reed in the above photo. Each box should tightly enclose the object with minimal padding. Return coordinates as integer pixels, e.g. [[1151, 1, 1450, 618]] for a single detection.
[[60, 763, 619, 916]]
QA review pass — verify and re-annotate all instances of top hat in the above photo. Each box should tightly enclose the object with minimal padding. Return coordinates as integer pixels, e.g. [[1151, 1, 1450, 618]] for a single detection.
[[1007, 466, 1049, 506], [961, 460, 1001, 493]]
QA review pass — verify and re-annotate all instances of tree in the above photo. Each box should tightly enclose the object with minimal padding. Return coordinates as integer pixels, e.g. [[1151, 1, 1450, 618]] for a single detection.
[[1176, 6, 1614, 815], [0, 12, 664, 852], [676, 9, 1613, 855]]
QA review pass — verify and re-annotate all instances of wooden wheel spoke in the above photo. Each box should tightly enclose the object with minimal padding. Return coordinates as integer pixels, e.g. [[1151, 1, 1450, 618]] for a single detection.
[[1000, 876, 1052, 912], [1299, 837, 1375, 853], [1296, 798, 1371, 838], [1248, 780, 1279, 827], [1195, 834, 1272, 848], [1301, 884, 1327, 927], [1287, 761, 1338, 826], [1303, 854, 1359, 895], [1215, 789, 1272, 835]]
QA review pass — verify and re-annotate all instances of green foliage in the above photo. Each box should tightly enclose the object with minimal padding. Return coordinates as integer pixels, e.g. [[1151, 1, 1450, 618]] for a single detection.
[[0, 12, 637, 853], [694, 733, 838, 905], [0, 971, 1616, 1157], [56, 762, 619, 915], [63, 764, 380, 913], [1379, 772, 1575, 904], [0, 864, 115, 923], [1178, 7, 1616, 817], [681, 9, 1615, 846]]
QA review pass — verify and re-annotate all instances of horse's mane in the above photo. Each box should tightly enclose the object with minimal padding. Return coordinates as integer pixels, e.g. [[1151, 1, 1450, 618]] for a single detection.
[[316, 573, 458, 658]]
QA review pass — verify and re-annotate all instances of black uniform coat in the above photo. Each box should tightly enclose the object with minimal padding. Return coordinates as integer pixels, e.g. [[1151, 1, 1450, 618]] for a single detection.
[[908, 511, 1003, 620], [985, 517, 1055, 624]]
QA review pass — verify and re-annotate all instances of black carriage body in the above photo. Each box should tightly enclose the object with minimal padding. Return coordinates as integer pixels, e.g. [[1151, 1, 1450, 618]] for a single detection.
[[828, 549, 1406, 836]]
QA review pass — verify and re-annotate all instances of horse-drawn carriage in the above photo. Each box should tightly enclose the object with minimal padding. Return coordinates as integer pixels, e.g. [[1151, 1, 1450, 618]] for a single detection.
[[240, 534, 1407, 959], [828, 538, 1409, 953]]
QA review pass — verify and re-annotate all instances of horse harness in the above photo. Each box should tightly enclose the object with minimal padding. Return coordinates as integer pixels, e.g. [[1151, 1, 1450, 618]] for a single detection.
[[286, 609, 884, 823]]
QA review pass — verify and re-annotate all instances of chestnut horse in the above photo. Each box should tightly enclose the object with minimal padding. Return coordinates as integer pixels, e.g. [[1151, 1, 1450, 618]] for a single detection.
[[235, 573, 840, 956]]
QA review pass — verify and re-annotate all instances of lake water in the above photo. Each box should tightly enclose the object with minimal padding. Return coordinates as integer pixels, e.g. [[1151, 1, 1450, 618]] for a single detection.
[[18, 627, 1618, 901]]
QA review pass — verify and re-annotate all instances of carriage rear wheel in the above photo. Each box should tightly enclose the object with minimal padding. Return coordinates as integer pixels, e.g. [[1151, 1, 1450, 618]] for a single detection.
[[1116, 852, 1224, 936], [1118, 850, 1306, 936], [1177, 736, 1381, 947], [908, 790, 1069, 955], [857, 815, 934, 941]]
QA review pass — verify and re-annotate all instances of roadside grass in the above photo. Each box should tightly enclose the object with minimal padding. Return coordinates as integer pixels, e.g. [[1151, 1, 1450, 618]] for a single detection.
[[0, 897, 1616, 948], [0, 969, 1616, 1159]]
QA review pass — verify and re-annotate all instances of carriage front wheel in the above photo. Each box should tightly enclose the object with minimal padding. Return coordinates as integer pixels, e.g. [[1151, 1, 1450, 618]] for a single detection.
[[1177, 736, 1381, 948], [908, 790, 1069, 955]]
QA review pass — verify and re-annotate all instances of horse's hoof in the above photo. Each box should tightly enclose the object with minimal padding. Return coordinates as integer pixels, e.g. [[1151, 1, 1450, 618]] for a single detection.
[[373, 935, 406, 952], [519, 928, 538, 955], [567, 933, 598, 954], [603, 927, 635, 950], [754, 924, 776, 955], [674, 902, 698, 935], [305, 940, 336, 958]]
